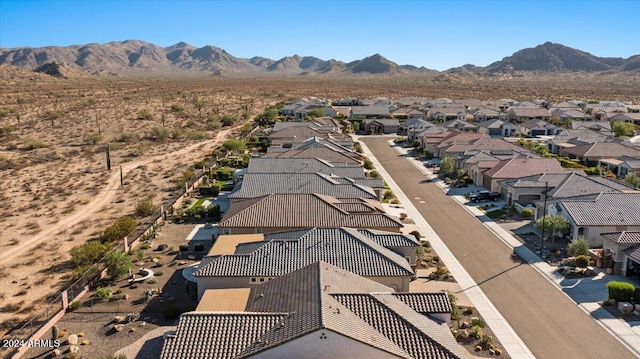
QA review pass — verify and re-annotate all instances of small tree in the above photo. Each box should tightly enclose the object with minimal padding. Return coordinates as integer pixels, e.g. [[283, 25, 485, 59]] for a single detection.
[[102, 217, 138, 243], [222, 138, 247, 152], [521, 208, 533, 219], [567, 237, 590, 257], [352, 121, 360, 132], [612, 121, 636, 137], [306, 108, 325, 118], [439, 156, 455, 176], [105, 251, 132, 279], [71, 241, 108, 268], [263, 108, 278, 120], [535, 215, 569, 242], [624, 173, 640, 189]]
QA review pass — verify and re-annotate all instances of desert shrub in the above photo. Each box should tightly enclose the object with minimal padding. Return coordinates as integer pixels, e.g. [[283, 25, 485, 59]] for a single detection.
[[117, 131, 140, 143], [574, 255, 590, 269], [71, 241, 108, 268], [215, 168, 235, 181], [607, 281, 635, 302], [363, 159, 374, 170], [220, 114, 237, 127], [69, 301, 81, 311], [470, 325, 483, 339], [184, 129, 208, 140], [137, 109, 153, 121], [567, 237, 590, 257], [24, 136, 47, 150], [95, 287, 112, 299], [383, 190, 395, 200], [170, 104, 185, 112], [135, 196, 158, 217], [481, 334, 493, 346], [470, 317, 485, 328], [521, 208, 533, 219], [102, 217, 138, 243], [84, 132, 102, 145], [149, 126, 170, 141]]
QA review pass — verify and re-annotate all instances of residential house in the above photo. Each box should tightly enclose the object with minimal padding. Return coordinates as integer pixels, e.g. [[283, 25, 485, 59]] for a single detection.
[[517, 119, 559, 137], [229, 172, 383, 203], [441, 119, 478, 133], [551, 108, 593, 122], [363, 119, 400, 134], [590, 105, 627, 121], [164, 261, 464, 359], [499, 172, 631, 208], [548, 128, 612, 155], [391, 107, 426, 120], [464, 149, 537, 186], [473, 107, 505, 122], [569, 120, 610, 133], [611, 113, 640, 125], [541, 193, 640, 247], [475, 118, 518, 137], [417, 127, 461, 156], [268, 125, 353, 150], [218, 194, 403, 234], [481, 157, 565, 192], [438, 138, 521, 162], [431, 108, 466, 122], [194, 228, 415, 295], [601, 232, 640, 276], [333, 97, 362, 106], [599, 155, 640, 178], [506, 108, 551, 123], [454, 98, 484, 110], [559, 142, 640, 167], [247, 158, 365, 178], [262, 143, 364, 164], [404, 118, 433, 140], [350, 105, 391, 119]]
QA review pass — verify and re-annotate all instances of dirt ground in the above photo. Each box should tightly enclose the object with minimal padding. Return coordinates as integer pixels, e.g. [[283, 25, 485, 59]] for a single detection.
[[21, 222, 199, 359]]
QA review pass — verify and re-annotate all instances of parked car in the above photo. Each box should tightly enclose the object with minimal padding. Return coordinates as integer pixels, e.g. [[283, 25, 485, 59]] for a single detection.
[[469, 190, 501, 203]]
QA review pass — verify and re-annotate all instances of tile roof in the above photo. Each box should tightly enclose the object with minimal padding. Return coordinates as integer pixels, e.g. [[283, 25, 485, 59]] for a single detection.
[[229, 172, 379, 200], [561, 142, 640, 158], [547, 173, 633, 198], [483, 158, 564, 179], [165, 262, 462, 359], [351, 105, 391, 116], [601, 231, 640, 244], [560, 193, 640, 226], [624, 245, 640, 263], [262, 145, 362, 162], [160, 312, 288, 359], [247, 158, 365, 178], [391, 293, 452, 314], [508, 108, 551, 118], [194, 228, 413, 278], [333, 294, 464, 359], [357, 228, 420, 247], [219, 194, 402, 230]]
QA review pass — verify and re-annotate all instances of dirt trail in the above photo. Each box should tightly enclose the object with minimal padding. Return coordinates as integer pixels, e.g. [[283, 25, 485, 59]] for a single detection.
[[0, 128, 233, 265]]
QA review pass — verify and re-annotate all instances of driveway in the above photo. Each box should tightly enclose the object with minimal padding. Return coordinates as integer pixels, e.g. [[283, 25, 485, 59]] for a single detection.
[[362, 137, 636, 359]]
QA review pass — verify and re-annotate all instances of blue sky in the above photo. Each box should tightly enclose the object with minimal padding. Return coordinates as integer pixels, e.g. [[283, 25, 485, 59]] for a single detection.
[[1, 0, 638, 71]]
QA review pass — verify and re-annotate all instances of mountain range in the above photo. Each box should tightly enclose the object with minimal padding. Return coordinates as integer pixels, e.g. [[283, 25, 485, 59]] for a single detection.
[[0, 40, 638, 78]]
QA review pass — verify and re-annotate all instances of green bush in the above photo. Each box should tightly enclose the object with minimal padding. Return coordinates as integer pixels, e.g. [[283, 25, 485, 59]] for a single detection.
[[71, 241, 108, 268], [607, 281, 635, 302], [69, 301, 81, 311], [95, 287, 112, 299], [470, 325, 483, 339], [574, 255, 590, 269], [135, 197, 158, 217], [470, 317, 485, 328], [521, 208, 533, 219], [363, 159, 374, 170], [567, 237, 590, 257], [369, 170, 380, 178], [102, 217, 138, 243]]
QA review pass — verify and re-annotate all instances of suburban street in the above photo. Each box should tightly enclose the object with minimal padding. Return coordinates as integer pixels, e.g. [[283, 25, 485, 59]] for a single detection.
[[362, 137, 636, 359]]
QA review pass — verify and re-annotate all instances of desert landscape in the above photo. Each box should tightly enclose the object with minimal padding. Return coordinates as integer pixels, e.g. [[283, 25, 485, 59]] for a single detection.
[[1, 37, 640, 348]]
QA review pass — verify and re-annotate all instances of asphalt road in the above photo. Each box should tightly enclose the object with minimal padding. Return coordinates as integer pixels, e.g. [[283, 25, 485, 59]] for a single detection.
[[362, 137, 636, 359]]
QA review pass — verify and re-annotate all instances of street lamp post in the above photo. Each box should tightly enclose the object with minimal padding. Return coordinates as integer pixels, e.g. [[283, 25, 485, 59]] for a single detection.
[[540, 181, 549, 251]]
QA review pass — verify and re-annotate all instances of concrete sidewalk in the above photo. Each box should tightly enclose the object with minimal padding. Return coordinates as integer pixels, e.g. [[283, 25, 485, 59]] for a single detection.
[[386, 139, 640, 358], [357, 138, 536, 359]]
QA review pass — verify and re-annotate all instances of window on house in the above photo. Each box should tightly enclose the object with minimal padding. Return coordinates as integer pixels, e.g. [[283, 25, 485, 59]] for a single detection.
[[223, 228, 230, 235], [259, 278, 265, 282], [255, 228, 263, 234], [250, 277, 257, 283]]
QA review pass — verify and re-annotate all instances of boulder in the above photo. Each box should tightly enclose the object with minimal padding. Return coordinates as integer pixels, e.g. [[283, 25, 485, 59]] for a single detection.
[[69, 345, 80, 354], [67, 334, 78, 345], [158, 244, 169, 251], [113, 316, 125, 324], [139, 321, 147, 327], [460, 321, 470, 329], [113, 324, 125, 332], [618, 302, 633, 315], [52, 349, 61, 357], [458, 330, 469, 339]]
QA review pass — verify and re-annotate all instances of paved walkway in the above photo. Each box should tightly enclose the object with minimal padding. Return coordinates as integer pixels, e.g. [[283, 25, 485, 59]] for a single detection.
[[383, 139, 640, 358]]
